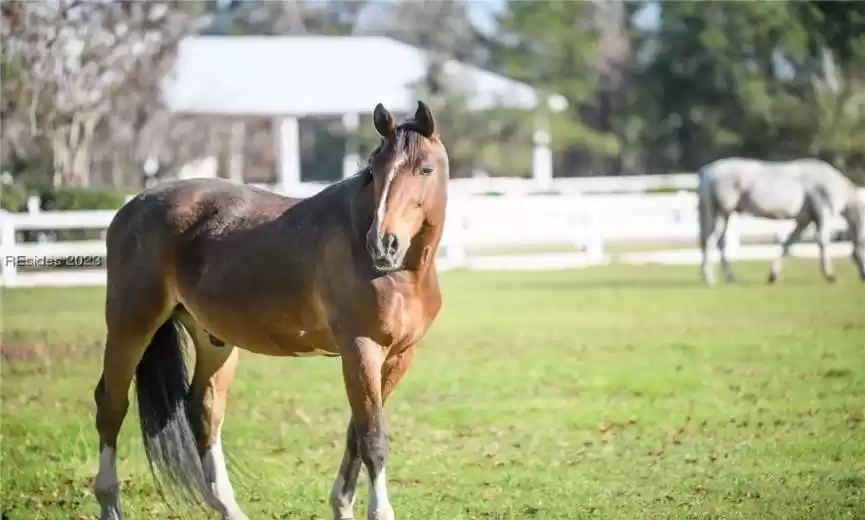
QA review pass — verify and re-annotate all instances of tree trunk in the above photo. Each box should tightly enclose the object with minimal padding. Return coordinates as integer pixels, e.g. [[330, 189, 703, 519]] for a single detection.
[[70, 115, 99, 186], [52, 129, 71, 187], [52, 113, 102, 187]]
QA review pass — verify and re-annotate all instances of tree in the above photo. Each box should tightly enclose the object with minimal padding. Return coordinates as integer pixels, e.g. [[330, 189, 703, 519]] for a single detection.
[[353, 0, 530, 178], [495, 1, 620, 177], [1, 0, 207, 187], [624, 0, 865, 180]]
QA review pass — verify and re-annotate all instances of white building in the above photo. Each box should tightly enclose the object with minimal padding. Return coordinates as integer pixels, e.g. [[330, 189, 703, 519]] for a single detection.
[[162, 35, 561, 194]]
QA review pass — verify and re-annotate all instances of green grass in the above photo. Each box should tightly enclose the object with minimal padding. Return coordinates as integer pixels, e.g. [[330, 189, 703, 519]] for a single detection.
[[2, 261, 864, 520]]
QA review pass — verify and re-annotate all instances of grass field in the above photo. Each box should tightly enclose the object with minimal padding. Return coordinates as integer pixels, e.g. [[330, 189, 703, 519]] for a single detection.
[[2, 261, 864, 520]]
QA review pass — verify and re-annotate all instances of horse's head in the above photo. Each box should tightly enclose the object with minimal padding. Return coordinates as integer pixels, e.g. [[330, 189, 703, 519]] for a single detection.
[[364, 101, 449, 273]]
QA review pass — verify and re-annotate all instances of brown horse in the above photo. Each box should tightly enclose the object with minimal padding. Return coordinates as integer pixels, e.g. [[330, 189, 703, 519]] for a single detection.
[[91, 101, 449, 520]]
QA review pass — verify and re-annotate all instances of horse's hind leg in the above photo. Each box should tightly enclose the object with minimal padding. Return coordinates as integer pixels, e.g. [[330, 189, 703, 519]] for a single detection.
[[702, 213, 731, 285], [768, 215, 810, 284], [715, 216, 739, 283], [93, 287, 173, 520], [699, 220, 716, 286], [177, 313, 248, 520], [815, 213, 837, 283]]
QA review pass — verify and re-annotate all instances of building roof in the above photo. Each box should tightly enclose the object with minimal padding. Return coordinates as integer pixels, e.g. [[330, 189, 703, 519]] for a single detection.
[[162, 35, 541, 117]]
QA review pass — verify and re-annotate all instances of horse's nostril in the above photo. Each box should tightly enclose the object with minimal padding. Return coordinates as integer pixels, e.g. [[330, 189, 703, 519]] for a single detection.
[[382, 233, 399, 256]]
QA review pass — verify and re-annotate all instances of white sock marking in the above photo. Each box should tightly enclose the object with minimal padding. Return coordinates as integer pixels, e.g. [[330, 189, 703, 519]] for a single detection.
[[330, 445, 358, 519], [94, 446, 122, 520], [202, 425, 245, 519], [94, 446, 118, 495], [367, 468, 394, 520], [330, 473, 356, 518]]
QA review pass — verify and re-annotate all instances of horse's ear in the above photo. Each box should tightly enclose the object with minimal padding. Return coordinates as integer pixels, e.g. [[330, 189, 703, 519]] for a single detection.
[[373, 103, 395, 138], [414, 100, 435, 138]]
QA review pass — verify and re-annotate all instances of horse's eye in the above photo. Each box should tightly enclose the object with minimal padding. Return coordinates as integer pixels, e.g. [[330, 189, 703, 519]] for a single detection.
[[420, 164, 435, 176]]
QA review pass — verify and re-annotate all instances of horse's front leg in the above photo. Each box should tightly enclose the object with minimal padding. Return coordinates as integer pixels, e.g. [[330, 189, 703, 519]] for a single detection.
[[330, 422, 362, 520], [334, 337, 396, 520], [768, 216, 809, 283], [330, 343, 415, 520]]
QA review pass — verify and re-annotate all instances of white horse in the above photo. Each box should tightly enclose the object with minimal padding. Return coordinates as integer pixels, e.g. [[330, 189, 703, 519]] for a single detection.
[[697, 157, 865, 285]]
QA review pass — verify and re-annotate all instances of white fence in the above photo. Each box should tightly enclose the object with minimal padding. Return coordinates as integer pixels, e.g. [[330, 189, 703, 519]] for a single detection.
[[257, 172, 701, 200], [2, 189, 863, 288]]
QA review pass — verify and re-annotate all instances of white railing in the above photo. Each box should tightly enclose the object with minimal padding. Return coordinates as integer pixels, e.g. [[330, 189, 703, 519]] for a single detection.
[[446, 172, 700, 195], [0, 207, 114, 287], [254, 173, 701, 200], [2, 189, 863, 287]]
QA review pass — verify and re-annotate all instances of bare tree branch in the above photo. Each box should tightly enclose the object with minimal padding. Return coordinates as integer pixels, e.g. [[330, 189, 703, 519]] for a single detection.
[[1, 0, 209, 187]]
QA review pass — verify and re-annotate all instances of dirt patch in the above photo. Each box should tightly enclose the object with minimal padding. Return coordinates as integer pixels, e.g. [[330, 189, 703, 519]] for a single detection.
[[0, 340, 102, 367]]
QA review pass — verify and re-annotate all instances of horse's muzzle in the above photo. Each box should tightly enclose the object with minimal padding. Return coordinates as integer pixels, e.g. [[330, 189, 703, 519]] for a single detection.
[[367, 232, 406, 272]]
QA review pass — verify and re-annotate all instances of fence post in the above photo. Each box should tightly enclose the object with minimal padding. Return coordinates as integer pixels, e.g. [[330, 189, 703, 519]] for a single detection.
[[577, 197, 604, 264], [675, 190, 694, 242], [0, 211, 18, 286]]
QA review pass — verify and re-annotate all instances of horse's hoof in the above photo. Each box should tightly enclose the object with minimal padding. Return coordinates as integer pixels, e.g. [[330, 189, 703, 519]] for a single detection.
[[826, 275, 837, 283], [767, 272, 778, 284], [99, 505, 124, 520], [97, 493, 124, 520]]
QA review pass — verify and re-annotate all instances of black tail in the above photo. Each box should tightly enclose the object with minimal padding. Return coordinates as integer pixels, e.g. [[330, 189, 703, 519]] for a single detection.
[[135, 318, 208, 510]]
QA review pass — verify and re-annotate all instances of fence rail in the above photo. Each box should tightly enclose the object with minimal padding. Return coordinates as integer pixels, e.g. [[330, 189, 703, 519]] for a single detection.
[[256, 173, 702, 199], [2, 188, 863, 288]]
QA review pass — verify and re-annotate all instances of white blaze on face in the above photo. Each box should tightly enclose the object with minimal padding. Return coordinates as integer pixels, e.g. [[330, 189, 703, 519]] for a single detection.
[[376, 153, 406, 238]]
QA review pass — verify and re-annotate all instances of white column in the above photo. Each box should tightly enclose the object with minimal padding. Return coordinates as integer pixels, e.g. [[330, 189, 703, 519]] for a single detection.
[[275, 116, 301, 194], [228, 121, 245, 184], [27, 196, 40, 214], [532, 116, 554, 191], [342, 112, 360, 179]]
